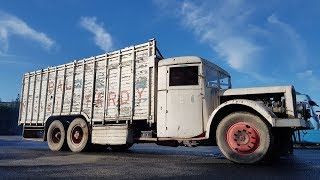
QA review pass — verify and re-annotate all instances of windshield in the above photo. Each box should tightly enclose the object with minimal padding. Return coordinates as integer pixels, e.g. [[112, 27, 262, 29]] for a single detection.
[[205, 67, 231, 89]]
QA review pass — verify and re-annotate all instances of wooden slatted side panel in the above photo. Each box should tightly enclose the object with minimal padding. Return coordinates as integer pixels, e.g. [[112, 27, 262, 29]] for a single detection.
[[62, 66, 74, 113], [106, 54, 120, 119], [71, 64, 84, 112], [26, 75, 35, 123], [82, 61, 95, 118], [31, 73, 41, 124], [119, 52, 133, 118], [19, 39, 159, 125], [134, 49, 149, 118], [45, 70, 56, 118], [38, 72, 48, 123], [53, 68, 65, 114], [19, 75, 29, 124], [92, 58, 106, 120]]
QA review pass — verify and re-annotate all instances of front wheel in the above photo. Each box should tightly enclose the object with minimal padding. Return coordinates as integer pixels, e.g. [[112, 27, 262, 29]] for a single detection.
[[216, 112, 271, 164], [67, 118, 90, 152]]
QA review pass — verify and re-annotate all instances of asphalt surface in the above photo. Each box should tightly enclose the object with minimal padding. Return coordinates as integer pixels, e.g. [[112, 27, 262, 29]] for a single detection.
[[0, 136, 320, 179]]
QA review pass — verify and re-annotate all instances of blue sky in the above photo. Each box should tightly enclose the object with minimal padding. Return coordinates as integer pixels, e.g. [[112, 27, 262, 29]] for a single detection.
[[0, 0, 319, 110]]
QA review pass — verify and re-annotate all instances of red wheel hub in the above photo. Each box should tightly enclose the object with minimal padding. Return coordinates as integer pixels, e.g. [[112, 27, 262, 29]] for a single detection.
[[226, 122, 260, 155]]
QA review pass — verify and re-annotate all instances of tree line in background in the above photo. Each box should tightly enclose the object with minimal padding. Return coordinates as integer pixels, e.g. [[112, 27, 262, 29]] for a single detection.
[[0, 95, 22, 135]]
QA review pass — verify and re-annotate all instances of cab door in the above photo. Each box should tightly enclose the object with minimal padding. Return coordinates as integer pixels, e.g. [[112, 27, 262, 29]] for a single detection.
[[157, 64, 203, 138]]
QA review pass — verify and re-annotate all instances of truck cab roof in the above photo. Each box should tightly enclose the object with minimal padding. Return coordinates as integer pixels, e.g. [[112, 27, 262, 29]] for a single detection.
[[159, 56, 230, 77]]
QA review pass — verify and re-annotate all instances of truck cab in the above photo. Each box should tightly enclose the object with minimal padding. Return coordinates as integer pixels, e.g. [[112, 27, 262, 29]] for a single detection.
[[157, 56, 230, 138]]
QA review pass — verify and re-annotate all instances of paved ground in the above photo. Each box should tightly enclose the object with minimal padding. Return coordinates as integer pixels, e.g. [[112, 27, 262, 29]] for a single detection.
[[1, 136, 320, 179]]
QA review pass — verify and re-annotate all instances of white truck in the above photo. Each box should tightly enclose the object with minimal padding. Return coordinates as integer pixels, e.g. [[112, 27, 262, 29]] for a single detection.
[[19, 39, 310, 164]]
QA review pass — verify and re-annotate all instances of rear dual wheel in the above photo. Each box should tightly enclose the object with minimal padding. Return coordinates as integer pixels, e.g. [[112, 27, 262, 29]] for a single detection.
[[47, 118, 90, 152], [67, 118, 90, 152], [216, 112, 271, 164], [47, 120, 68, 151]]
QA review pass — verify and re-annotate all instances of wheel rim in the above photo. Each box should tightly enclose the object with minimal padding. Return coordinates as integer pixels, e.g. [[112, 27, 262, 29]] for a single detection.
[[226, 122, 260, 155], [51, 127, 62, 144], [70, 125, 83, 145]]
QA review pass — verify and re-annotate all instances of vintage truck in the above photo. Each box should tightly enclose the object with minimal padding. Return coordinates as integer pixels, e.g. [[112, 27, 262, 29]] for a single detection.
[[19, 39, 310, 164]]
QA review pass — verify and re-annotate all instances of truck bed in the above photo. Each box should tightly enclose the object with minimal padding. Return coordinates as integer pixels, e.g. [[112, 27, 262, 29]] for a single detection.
[[19, 39, 161, 126]]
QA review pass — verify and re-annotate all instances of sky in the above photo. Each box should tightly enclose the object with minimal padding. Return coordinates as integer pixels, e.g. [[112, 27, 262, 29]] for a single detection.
[[0, 0, 319, 110]]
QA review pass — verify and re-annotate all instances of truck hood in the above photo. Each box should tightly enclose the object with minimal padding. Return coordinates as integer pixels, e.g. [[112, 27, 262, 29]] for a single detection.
[[219, 86, 294, 96], [219, 85, 296, 118]]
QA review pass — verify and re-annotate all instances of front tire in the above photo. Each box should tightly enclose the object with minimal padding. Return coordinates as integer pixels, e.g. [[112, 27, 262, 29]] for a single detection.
[[67, 118, 90, 152], [47, 120, 67, 151], [216, 112, 271, 164]]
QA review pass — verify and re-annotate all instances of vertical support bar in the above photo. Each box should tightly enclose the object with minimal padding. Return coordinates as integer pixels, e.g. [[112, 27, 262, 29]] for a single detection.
[[43, 69, 50, 123], [130, 47, 136, 123], [36, 70, 43, 125], [24, 73, 30, 123], [30, 73, 37, 125], [116, 51, 122, 122], [51, 68, 58, 114], [152, 41, 157, 124], [90, 58, 97, 121], [146, 41, 152, 124], [105, 58, 111, 120], [103, 53, 109, 123], [79, 60, 86, 114], [60, 65, 67, 115], [18, 75, 25, 124], [69, 62, 76, 114]]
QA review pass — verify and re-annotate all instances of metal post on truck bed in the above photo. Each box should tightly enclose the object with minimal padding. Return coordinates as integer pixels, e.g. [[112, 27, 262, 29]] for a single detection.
[[36, 70, 43, 125], [90, 58, 97, 122], [43, 69, 49, 123], [51, 67, 58, 116], [103, 53, 109, 125], [24, 73, 30, 124], [130, 47, 136, 124], [69, 62, 76, 114], [59, 65, 66, 115], [79, 60, 85, 114]]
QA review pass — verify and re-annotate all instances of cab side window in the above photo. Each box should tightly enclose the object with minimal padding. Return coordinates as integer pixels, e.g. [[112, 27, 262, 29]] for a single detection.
[[169, 66, 198, 86]]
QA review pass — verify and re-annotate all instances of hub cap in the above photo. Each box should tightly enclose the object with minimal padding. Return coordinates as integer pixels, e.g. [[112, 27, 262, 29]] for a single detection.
[[71, 125, 83, 145], [226, 122, 260, 155], [52, 128, 61, 144]]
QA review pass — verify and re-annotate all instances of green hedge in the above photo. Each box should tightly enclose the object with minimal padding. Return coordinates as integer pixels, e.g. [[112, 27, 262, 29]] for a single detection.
[[0, 102, 22, 135]]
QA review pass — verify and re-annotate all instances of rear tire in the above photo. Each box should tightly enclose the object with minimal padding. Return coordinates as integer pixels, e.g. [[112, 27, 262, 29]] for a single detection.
[[216, 112, 271, 164], [47, 120, 67, 151], [67, 118, 90, 152]]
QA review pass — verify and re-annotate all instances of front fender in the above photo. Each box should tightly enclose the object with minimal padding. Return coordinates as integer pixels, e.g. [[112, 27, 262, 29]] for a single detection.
[[205, 99, 277, 138]]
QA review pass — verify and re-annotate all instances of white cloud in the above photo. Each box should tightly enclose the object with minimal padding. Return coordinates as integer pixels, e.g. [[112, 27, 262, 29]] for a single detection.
[[180, 1, 263, 74], [267, 14, 307, 69], [80, 16, 113, 52], [156, 1, 309, 83], [0, 12, 55, 53], [297, 70, 313, 79], [296, 70, 320, 91]]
